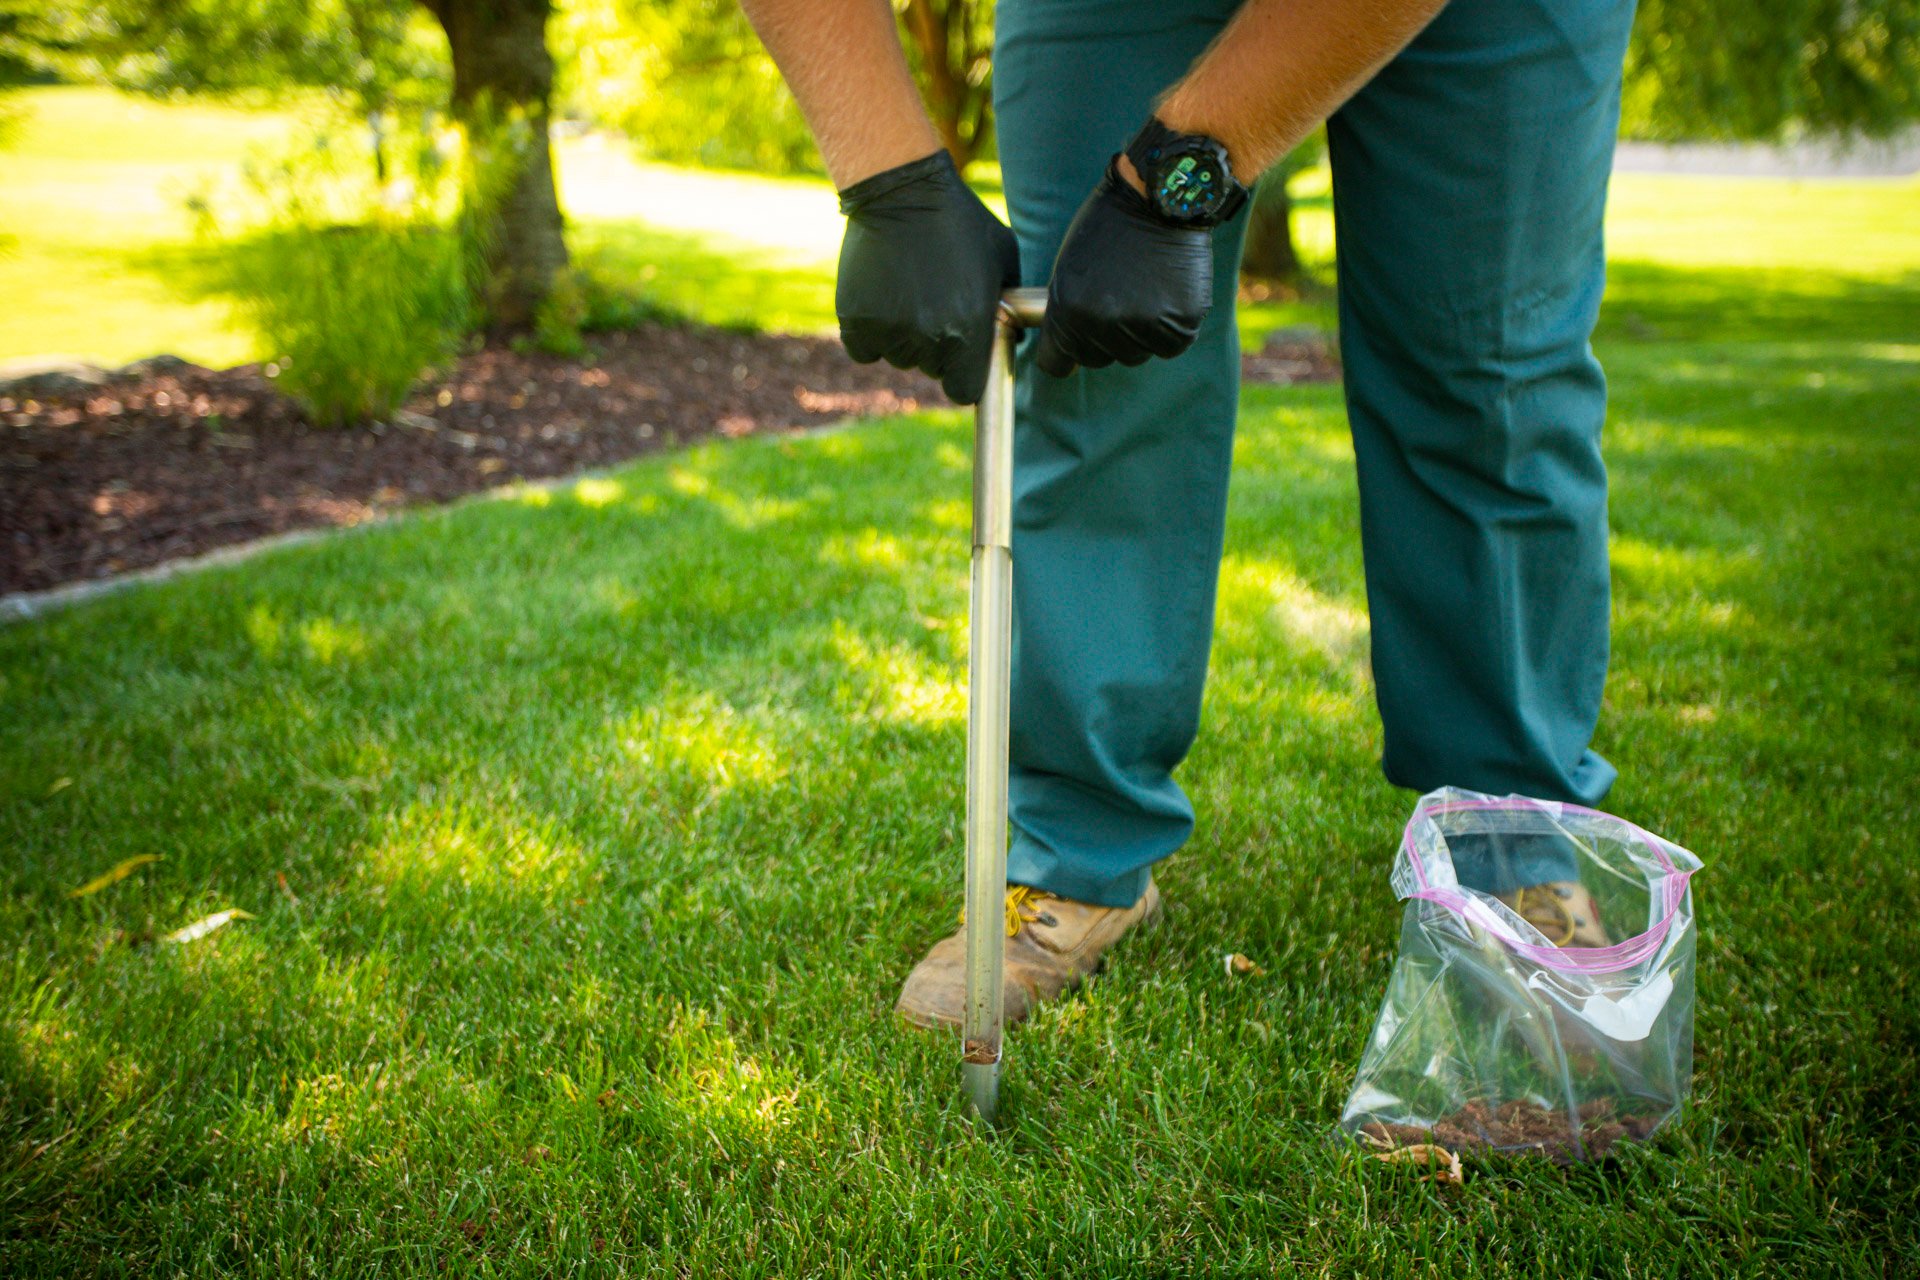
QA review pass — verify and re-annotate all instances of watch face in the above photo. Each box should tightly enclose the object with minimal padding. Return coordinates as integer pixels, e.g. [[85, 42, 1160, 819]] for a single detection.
[[1155, 152, 1229, 221]]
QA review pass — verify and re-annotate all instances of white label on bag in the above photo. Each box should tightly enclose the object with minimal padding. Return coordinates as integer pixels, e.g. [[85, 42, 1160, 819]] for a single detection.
[[1574, 968, 1674, 1042]]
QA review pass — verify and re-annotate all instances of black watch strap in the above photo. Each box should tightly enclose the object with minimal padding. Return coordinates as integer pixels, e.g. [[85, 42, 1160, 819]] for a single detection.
[[1124, 118, 1249, 228]]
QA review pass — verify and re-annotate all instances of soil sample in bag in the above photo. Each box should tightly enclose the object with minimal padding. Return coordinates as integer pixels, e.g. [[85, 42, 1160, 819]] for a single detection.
[[1341, 789, 1704, 1164]]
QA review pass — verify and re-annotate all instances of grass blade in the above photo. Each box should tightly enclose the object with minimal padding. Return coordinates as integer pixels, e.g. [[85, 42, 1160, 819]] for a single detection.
[[66, 854, 161, 899]]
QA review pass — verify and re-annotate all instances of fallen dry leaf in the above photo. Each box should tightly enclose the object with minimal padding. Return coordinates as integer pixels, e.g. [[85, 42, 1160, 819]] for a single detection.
[[67, 854, 161, 899], [1224, 952, 1266, 977], [1372, 1142, 1464, 1184], [163, 908, 254, 945], [46, 777, 73, 798]]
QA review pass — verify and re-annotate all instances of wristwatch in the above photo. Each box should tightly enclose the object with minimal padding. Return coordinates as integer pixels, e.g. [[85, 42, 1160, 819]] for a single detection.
[[1123, 118, 1250, 228]]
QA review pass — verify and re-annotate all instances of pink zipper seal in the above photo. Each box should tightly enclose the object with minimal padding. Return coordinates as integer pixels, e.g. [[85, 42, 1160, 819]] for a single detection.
[[1399, 796, 1696, 975]]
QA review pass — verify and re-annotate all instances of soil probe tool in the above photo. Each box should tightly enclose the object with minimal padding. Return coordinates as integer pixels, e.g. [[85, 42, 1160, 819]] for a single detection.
[[962, 286, 1046, 1124]]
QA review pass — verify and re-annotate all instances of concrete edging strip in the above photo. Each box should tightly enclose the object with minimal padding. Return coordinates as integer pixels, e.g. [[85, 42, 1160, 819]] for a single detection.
[[1, 523, 375, 626]]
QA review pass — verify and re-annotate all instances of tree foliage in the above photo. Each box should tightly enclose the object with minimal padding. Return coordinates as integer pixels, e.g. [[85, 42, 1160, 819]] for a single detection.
[[555, 0, 818, 172], [13, 0, 445, 116], [1624, 0, 1920, 139], [898, 0, 993, 167], [556, 0, 993, 175]]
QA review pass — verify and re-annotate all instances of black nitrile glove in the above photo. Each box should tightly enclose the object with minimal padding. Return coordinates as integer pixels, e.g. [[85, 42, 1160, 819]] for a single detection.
[[1034, 161, 1213, 378], [836, 150, 1020, 405]]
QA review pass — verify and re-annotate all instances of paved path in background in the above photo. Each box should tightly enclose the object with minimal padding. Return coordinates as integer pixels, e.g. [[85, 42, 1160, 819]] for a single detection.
[[557, 133, 847, 263], [1614, 132, 1920, 177]]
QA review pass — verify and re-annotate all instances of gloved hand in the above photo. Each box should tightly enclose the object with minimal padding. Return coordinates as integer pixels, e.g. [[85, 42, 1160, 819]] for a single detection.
[[1034, 160, 1214, 378], [836, 150, 1020, 405]]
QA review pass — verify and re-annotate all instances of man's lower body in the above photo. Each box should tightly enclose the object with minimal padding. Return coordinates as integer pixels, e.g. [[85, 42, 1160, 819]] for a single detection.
[[900, 0, 1638, 1023]]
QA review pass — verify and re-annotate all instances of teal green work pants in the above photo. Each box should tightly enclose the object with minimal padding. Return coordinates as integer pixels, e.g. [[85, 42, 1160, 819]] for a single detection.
[[995, 0, 1636, 907]]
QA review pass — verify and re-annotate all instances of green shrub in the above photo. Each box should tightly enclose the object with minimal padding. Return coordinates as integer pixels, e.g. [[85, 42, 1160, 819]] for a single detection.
[[199, 130, 477, 427]]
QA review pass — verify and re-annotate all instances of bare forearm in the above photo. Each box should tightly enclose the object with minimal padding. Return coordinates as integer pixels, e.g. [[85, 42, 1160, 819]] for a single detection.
[[1158, 0, 1450, 181], [738, 0, 941, 188]]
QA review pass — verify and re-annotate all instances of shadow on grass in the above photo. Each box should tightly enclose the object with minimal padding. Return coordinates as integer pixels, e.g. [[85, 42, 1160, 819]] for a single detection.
[[1601, 259, 1920, 346]]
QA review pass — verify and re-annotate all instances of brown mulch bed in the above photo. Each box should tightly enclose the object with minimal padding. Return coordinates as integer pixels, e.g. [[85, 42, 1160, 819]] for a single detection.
[[1242, 325, 1341, 386], [2, 325, 1337, 597]]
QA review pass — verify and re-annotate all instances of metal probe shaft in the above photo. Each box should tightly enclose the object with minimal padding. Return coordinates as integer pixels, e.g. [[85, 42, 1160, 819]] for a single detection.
[[961, 287, 1045, 1124]]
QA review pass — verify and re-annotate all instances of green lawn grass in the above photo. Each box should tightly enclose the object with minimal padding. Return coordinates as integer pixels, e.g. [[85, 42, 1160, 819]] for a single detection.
[[0, 87, 306, 369], [5, 89, 1920, 1277]]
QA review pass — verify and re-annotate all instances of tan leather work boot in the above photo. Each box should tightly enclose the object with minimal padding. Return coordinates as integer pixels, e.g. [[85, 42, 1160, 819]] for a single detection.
[[1495, 881, 1610, 948], [895, 880, 1161, 1030]]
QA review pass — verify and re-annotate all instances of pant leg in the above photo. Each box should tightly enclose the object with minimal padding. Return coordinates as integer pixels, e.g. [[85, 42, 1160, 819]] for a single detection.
[[994, 0, 1250, 908], [1328, 0, 1637, 832]]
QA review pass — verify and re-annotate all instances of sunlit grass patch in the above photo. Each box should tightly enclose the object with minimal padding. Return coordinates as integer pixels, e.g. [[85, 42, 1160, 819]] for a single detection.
[[826, 622, 966, 728]]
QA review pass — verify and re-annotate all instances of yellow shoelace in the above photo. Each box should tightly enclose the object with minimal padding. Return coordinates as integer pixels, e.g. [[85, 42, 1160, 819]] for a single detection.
[[958, 885, 1054, 937], [1508, 885, 1576, 947]]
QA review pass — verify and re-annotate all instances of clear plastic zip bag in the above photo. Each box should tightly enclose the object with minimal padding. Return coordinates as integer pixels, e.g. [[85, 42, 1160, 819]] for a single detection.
[[1342, 788, 1704, 1162]]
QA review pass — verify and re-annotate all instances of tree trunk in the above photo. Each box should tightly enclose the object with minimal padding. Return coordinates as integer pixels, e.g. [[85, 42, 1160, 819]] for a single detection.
[[1239, 173, 1303, 284], [900, 0, 990, 170], [422, 0, 567, 331]]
